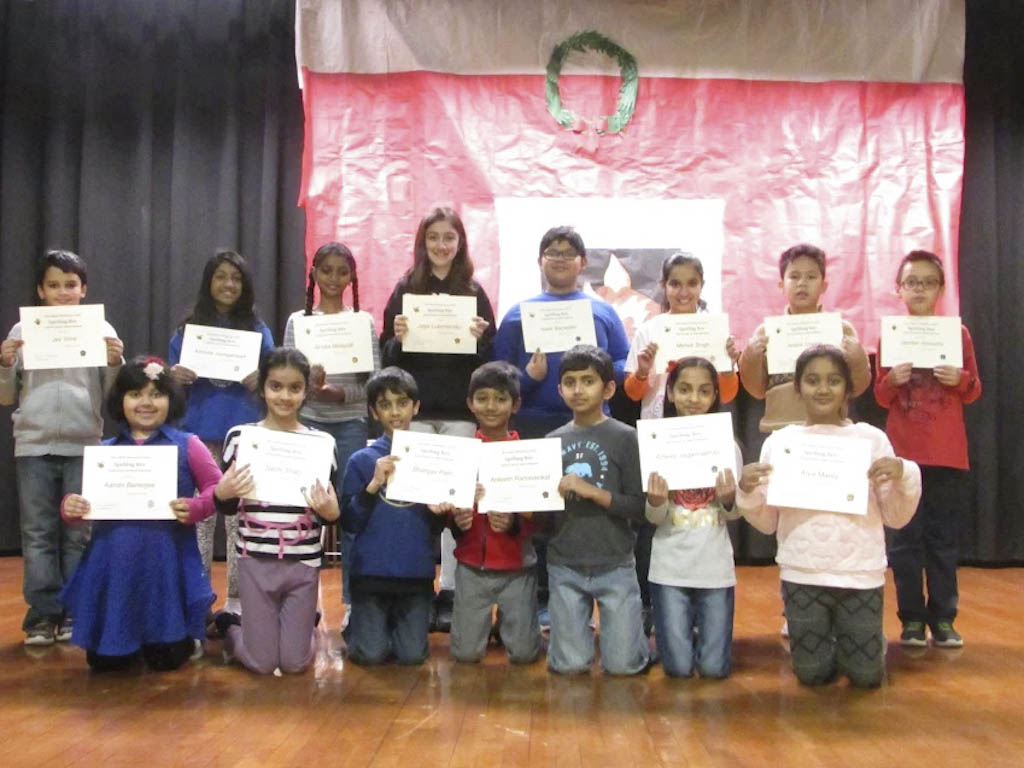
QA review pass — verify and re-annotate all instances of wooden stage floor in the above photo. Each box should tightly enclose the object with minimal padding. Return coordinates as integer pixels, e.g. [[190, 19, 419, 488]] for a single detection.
[[1, 557, 1022, 767]]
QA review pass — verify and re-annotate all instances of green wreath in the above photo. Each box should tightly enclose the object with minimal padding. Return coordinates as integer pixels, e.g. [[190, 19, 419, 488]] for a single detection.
[[545, 30, 638, 134]]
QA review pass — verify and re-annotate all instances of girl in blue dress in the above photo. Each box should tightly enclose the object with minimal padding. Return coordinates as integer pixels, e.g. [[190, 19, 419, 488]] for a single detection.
[[61, 357, 226, 670]]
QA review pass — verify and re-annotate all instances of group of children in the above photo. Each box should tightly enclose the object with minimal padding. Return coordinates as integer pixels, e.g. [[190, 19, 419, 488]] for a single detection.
[[0, 217, 981, 689]]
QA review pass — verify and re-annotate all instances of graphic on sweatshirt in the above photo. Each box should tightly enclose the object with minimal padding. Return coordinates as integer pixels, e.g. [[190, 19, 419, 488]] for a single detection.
[[562, 439, 610, 490]]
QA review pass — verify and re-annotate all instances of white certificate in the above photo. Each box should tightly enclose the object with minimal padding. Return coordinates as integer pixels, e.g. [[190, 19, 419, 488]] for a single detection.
[[764, 312, 844, 375], [637, 412, 736, 492], [179, 324, 263, 382], [386, 429, 481, 508], [81, 445, 177, 520], [19, 305, 107, 371], [652, 313, 731, 373], [234, 426, 335, 507], [293, 312, 375, 374], [765, 431, 872, 515], [477, 438, 565, 513], [520, 299, 597, 353], [401, 294, 478, 354], [880, 315, 963, 369]]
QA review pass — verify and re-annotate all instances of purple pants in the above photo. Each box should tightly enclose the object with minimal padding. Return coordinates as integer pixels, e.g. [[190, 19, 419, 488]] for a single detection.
[[226, 557, 318, 675]]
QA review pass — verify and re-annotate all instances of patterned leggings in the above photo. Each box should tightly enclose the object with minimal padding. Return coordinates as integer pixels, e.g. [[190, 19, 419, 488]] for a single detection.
[[782, 581, 885, 688]]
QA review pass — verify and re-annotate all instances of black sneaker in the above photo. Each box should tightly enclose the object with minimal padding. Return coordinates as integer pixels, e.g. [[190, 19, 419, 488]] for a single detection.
[[212, 610, 241, 636], [431, 589, 454, 633], [930, 621, 963, 648], [899, 621, 928, 647]]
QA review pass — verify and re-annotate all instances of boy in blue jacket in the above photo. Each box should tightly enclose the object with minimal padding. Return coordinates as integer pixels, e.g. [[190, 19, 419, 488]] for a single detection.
[[341, 366, 445, 665]]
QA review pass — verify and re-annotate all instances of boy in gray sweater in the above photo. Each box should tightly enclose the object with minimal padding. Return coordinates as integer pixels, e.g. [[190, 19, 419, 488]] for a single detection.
[[545, 345, 648, 674], [0, 250, 122, 645]]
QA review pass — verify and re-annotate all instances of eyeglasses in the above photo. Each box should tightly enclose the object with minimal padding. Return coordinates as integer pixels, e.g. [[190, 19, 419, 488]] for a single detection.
[[900, 277, 942, 290], [542, 248, 579, 261]]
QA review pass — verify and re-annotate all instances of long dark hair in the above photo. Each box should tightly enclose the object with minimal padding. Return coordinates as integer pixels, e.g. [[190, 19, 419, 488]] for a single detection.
[[405, 207, 474, 295], [662, 356, 721, 417], [305, 242, 360, 315], [181, 249, 261, 331], [660, 252, 708, 312]]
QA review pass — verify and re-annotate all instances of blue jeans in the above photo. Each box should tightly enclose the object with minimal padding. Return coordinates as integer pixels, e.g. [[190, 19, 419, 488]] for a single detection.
[[17, 456, 90, 629], [344, 589, 432, 665], [547, 563, 649, 675], [650, 583, 734, 678], [302, 417, 367, 607]]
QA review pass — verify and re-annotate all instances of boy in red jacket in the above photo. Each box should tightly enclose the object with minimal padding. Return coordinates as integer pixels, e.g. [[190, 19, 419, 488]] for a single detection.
[[449, 362, 541, 664]]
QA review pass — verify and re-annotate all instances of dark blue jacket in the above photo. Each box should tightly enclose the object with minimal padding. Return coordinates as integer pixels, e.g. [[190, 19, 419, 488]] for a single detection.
[[341, 435, 443, 580]]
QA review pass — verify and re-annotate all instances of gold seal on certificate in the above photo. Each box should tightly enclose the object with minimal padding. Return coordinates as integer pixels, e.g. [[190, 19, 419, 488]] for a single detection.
[[520, 299, 597, 353], [880, 315, 963, 369], [401, 294, 478, 354], [179, 324, 263, 382], [81, 445, 178, 520], [293, 312, 375, 374], [765, 431, 872, 515], [477, 438, 565, 513], [19, 304, 108, 371], [386, 429, 481, 508], [637, 412, 736, 492], [234, 426, 335, 507], [652, 313, 731, 373], [764, 312, 843, 375]]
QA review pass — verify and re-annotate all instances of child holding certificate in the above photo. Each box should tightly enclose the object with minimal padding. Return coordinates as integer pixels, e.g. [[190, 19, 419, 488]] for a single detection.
[[625, 253, 740, 420], [449, 361, 541, 665], [380, 207, 496, 632], [545, 345, 648, 675], [644, 357, 742, 679], [215, 348, 340, 675], [168, 250, 275, 623], [283, 242, 380, 628], [340, 367, 447, 665], [61, 357, 222, 671], [875, 251, 982, 648], [738, 244, 870, 432], [0, 249, 124, 646], [737, 345, 921, 688]]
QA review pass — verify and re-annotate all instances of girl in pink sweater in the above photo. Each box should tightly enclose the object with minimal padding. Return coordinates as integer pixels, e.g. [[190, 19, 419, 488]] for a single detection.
[[737, 345, 921, 688]]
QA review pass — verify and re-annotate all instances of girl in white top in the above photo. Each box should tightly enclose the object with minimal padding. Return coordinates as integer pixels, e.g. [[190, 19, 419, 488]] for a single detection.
[[624, 253, 740, 420], [645, 357, 741, 678], [737, 345, 921, 688]]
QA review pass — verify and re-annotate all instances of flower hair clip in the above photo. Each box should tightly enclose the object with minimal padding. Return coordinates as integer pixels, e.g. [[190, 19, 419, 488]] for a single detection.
[[143, 357, 166, 381]]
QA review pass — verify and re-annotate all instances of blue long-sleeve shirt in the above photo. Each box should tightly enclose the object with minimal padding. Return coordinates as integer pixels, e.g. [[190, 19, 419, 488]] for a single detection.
[[493, 291, 629, 424]]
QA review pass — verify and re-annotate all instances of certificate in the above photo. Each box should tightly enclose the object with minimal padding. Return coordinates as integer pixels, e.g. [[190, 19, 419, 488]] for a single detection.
[[477, 438, 565, 513], [765, 431, 872, 515], [234, 426, 335, 507], [19, 305, 107, 371], [179, 324, 263, 382], [520, 299, 597, 353], [637, 412, 736, 492], [386, 430, 481, 508], [81, 445, 177, 520], [880, 315, 963, 369], [764, 312, 843, 375], [293, 311, 375, 374], [401, 294, 478, 354], [652, 313, 731, 373]]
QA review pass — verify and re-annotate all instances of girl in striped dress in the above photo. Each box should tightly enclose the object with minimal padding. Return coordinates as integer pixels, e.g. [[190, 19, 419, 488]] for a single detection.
[[213, 348, 339, 675]]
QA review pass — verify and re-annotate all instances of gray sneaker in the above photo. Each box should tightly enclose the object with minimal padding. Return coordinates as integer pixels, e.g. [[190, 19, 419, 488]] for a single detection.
[[55, 617, 73, 642], [24, 620, 55, 646]]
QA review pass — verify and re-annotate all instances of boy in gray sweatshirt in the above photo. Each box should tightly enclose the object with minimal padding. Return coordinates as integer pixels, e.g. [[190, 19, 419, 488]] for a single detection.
[[545, 345, 648, 675], [0, 250, 123, 645]]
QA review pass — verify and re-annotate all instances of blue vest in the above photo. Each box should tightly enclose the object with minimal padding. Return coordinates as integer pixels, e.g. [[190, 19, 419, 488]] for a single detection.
[[105, 425, 197, 498]]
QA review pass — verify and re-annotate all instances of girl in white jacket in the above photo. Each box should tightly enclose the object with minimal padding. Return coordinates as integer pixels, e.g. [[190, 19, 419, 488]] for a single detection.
[[737, 345, 921, 688]]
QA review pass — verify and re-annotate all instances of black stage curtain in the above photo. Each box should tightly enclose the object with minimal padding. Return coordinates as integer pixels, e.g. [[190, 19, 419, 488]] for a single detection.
[[0, 0, 305, 550], [958, 0, 1024, 562], [0, 1, 1020, 563]]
